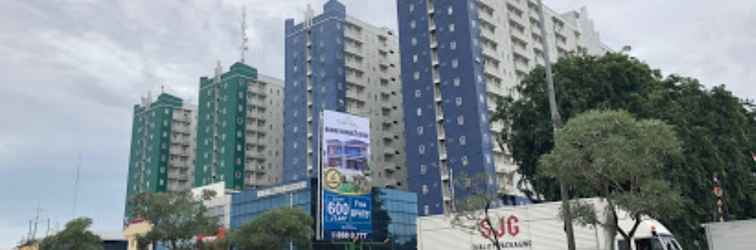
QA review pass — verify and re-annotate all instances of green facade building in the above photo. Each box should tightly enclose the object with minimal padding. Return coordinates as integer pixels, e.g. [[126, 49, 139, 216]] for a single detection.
[[195, 62, 257, 190], [125, 93, 186, 218]]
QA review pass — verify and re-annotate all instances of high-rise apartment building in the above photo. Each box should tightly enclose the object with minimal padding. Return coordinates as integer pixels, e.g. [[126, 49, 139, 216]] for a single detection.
[[397, 0, 608, 215], [194, 62, 284, 190], [282, 0, 406, 189], [125, 93, 196, 217]]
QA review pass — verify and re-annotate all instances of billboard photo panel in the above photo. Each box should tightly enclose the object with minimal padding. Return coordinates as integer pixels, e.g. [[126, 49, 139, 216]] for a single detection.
[[320, 110, 373, 240]]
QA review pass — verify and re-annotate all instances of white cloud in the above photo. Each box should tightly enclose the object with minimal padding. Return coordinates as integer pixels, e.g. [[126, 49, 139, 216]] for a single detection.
[[546, 0, 756, 100], [1, 0, 754, 247]]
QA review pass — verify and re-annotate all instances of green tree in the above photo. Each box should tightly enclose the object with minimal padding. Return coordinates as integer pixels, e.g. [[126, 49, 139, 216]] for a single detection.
[[39, 217, 102, 250], [450, 173, 504, 250], [129, 191, 219, 250], [231, 207, 313, 250], [497, 52, 756, 249], [540, 110, 683, 250]]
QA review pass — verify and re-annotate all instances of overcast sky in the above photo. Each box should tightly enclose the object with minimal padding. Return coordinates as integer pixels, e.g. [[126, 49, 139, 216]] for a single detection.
[[0, 0, 754, 248]]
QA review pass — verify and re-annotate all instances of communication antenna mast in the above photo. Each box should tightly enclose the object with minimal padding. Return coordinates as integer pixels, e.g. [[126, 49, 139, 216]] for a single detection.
[[31, 205, 40, 241], [73, 153, 82, 218], [304, 4, 314, 29], [240, 6, 249, 63]]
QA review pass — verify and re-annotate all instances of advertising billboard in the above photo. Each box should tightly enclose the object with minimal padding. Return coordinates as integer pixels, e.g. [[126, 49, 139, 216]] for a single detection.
[[320, 110, 372, 240]]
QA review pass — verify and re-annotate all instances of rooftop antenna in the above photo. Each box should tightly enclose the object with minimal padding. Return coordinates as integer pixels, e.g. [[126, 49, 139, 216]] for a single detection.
[[304, 4, 314, 29], [240, 6, 249, 64]]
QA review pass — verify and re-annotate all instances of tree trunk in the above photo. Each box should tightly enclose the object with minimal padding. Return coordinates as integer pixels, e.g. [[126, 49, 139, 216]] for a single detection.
[[484, 202, 502, 250], [604, 207, 617, 250]]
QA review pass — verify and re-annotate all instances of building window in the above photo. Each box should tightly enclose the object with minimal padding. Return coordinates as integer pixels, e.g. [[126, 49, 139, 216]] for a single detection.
[[455, 97, 463, 106], [422, 185, 428, 194], [415, 89, 422, 98], [416, 108, 422, 117], [451, 59, 459, 69], [459, 136, 467, 145], [457, 115, 464, 126], [448, 6, 454, 15], [450, 41, 456, 50], [424, 205, 430, 215], [453, 78, 461, 87], [410, 20, 416, 29], [462, 156, 469, 166], [417, 126, 424, 135], [412, 54, 418, 63], [418, 145, 426, 154], [411, 37, 417, 46], [449, 24, 455, 32], [413, 72, 420, 80], [409, 4, 415, 13], [420, 164, 427, 175]]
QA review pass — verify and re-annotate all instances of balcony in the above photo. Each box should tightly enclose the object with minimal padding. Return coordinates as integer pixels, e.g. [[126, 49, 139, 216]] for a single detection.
[[246, 166, 266, 175], [346, 88, 363, 100], [346, 72, 362, 83], [440, 166, 449, 181], [442, 185, 452, 201], [439, 150, 447, 161], [434, 87, 442, 103]]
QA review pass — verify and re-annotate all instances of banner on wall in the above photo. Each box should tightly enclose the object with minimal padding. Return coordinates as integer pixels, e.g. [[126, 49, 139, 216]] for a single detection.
[[320, 110, 372, 240]]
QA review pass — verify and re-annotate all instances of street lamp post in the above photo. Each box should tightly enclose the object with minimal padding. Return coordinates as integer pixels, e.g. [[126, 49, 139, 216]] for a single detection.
[[536, 1, 576, 250]]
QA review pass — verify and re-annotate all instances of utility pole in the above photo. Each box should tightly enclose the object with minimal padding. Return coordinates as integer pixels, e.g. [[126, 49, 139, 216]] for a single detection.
[[536, 1, 575, 250]]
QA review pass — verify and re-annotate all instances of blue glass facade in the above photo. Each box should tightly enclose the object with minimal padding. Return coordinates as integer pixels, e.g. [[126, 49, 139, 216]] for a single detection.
[[283, 0, 348, 182], [375, 189, 418, 249], [230, 180, 314, 230], [397, 0, 497, 216], [229, 179, 417, 248]]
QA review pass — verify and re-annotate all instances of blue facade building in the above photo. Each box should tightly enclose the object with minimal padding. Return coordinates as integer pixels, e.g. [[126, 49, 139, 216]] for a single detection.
[[397, 0, 498, 216], [230, 179, 418, 249], [283, 0, 348, 182]]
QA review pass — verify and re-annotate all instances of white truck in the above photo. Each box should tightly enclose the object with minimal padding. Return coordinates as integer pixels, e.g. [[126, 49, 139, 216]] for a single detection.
[[703, 219, 756, 250], [417, 198, 684, 250]]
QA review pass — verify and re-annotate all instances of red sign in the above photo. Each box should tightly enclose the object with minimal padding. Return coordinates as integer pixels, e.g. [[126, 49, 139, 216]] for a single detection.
[[479, 215, 520, 239]]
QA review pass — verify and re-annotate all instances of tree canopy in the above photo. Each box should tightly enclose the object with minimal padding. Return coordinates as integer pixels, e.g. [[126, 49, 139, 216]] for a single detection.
[[539, 110, 683, 250], [496, 52, 756, 249], [39, 217, 102, 250], [231, 207, 313, 250], [129, 191, 219, 250]]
